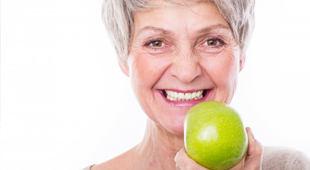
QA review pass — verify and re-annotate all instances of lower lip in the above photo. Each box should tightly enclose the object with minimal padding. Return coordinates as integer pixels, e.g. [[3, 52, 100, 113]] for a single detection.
[[158, 90, 211, 107]]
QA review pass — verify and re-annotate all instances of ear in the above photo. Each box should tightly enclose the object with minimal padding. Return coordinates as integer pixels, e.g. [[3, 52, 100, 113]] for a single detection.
[[239, 54, 246, 72], [118, 58, 129, 77]]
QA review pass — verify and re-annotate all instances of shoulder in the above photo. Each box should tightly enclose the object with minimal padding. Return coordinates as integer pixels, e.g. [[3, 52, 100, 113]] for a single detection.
[[81, 158, 123, 170], [262, 146, 310, 170], [84, 147, 136, 170]]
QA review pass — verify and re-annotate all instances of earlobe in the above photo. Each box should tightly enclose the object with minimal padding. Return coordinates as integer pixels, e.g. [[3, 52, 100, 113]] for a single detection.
[[118, 58, 130, 77], [239, 55, 246, 72]]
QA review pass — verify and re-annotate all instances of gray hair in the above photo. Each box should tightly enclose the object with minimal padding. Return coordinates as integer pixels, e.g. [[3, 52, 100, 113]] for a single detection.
[[102, 0, 255, 64]]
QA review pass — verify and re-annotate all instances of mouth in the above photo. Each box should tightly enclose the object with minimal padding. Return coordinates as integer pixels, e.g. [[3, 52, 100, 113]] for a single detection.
[[161, 89, 208, 101]]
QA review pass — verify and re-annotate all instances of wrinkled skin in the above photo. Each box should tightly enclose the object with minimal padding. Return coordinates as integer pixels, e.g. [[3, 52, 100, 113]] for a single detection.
[[92, 1, 263, 170]]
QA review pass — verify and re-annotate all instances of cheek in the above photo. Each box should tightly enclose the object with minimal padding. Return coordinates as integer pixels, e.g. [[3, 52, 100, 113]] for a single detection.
[[220, 55, 239, 85], [202, 51, 240, 88], [129, 53, 170, 96], [128, 53, 172, 121]]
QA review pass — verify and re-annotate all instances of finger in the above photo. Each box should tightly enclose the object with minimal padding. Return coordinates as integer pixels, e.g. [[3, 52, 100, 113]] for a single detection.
[[243, 127, 263, 170], [246, 127, 263, 157], [175, 148, 210, 170]]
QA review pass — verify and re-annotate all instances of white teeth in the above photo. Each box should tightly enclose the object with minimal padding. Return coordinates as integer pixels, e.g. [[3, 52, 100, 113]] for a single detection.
[[173, 91, 177, 98], [165, 90, 204, 101], [191, 92, 196, 99], [178, 93, 185, 99], [185, 93, 191, 100]]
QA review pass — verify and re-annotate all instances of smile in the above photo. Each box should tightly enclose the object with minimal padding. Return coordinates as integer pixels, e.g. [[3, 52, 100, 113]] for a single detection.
[[163, 90, 207, 101]]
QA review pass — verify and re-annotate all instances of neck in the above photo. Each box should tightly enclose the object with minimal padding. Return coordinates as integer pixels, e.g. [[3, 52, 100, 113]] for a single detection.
[[134, 119, 184, 170]]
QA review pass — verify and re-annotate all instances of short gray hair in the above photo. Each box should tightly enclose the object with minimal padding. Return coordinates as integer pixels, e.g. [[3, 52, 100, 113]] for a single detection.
[[102, 0, 255, 64]]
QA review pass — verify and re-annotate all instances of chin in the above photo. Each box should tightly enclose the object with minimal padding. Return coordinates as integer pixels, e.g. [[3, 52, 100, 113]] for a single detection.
[[161, 115, 186, 136]]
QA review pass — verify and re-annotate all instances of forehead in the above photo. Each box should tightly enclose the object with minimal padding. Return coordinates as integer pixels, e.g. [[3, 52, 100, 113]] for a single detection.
[[133, 1, 230, 36]]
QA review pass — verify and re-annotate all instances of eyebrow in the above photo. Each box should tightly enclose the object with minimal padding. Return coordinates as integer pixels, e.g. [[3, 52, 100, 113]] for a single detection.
[[137, 26, 174, 37], [136, 24, 230, 37], [196, 24, 231, 34]]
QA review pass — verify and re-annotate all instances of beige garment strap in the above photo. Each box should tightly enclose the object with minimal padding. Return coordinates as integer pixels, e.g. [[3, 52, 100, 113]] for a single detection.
[[81, 164, 96, 170]]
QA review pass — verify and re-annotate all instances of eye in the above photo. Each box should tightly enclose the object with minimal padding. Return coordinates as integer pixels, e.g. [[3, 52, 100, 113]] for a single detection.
[[203, 38, 224, 47], [146, 40, 165, 48], [199, 37, 225, 54], [151, 40, 163, 47], [201, 37, 225, 48], [206, 39, 218, 46]]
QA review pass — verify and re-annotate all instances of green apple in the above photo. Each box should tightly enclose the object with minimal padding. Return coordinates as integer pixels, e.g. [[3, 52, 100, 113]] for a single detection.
[[184, 101, 248, 170]]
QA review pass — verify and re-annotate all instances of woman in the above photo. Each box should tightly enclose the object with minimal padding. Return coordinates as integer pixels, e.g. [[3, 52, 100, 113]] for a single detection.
[[83, 0, 310, 169]]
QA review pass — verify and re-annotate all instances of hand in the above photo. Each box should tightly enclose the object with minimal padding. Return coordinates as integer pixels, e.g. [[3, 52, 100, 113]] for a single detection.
[[175, 147, 210, 170], [175, 127, 263, 170]]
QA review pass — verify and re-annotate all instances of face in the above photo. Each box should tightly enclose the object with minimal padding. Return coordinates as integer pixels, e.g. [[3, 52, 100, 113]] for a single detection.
[[120, 1, 245, 135]]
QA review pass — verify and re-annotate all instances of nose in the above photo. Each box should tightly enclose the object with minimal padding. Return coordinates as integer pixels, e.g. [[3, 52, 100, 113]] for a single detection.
[[170, 51, 202, 84]]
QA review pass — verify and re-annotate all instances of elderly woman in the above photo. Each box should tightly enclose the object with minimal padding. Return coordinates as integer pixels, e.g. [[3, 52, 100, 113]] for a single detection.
[[83, 0, 310, 169]]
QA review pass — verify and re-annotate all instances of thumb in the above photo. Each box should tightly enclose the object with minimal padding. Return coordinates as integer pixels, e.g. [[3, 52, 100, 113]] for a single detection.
[[243, 127, 263, 170]]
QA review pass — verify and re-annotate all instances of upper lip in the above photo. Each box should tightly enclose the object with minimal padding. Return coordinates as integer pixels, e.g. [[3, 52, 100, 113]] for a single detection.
[[161, 89, 206, 93]]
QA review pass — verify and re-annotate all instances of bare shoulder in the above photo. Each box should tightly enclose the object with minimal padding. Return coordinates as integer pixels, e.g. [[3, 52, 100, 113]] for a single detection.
[[90, 148, 136, 170], [90, 157, 123, 170], [262, 146, 310, 170]]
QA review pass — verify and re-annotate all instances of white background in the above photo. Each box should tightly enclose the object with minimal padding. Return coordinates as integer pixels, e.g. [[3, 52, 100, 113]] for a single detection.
[[1, 0, 310, 170]]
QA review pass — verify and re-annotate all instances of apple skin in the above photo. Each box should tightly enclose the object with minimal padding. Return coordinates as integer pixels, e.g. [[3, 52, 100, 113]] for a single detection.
[[184, 101, 248, 170]]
